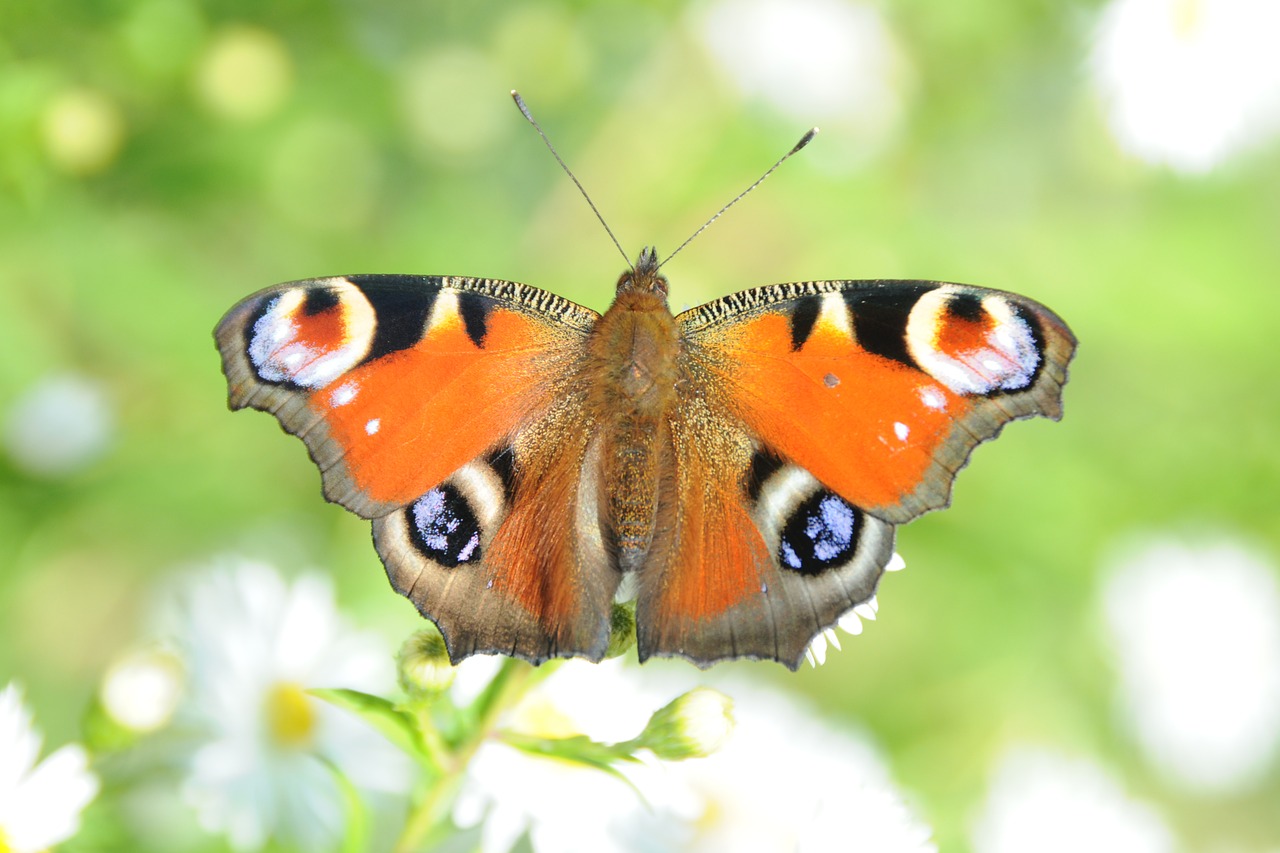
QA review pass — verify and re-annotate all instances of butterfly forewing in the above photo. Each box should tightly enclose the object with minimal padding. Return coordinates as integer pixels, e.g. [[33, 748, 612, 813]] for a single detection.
[[677, 279, 1075, 523]]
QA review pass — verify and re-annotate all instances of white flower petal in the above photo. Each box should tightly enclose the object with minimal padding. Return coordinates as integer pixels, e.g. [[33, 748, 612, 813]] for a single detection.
[[0, 684, 40, 801], [972, 748, 1175, 853], [3, 744, 100, 852], [1102, 537, 1280, 791], [1090, 0, 1280, 172], [806, 631, 828, 667], [0, 684, 98, 852]]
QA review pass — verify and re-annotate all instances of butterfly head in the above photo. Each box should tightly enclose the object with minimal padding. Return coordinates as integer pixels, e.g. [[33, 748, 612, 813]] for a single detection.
[[616, 246, 669, 300]]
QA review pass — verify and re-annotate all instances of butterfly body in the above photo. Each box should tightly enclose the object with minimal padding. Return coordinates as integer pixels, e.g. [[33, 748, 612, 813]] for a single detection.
[[585, 250, 681, 569], [216, 251, 1074, 670]]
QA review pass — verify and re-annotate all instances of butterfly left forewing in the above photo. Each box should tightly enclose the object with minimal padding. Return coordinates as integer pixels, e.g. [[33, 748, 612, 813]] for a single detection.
[[215, 274, 600, 518]]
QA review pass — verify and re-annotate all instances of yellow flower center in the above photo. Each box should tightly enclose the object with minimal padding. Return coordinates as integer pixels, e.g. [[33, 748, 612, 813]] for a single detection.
[[1172, 0, 1203, 39], [0, 829, 12, 853], [264, 681, 317, 748]]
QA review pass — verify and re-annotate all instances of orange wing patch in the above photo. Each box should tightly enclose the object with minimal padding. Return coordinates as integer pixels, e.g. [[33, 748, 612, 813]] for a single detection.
[[318, 308, 567, 507], [699, 311, 968, 514]]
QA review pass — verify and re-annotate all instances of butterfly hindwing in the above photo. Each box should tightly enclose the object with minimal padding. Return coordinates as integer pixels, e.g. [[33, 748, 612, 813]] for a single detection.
[[633, 394, 897, 669]]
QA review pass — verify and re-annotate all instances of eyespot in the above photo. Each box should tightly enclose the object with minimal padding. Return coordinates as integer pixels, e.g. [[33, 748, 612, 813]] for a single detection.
[[407, 485, 482, 568], [906, 287, 1041, 395], [778, 490, 862, 576], [247, 281, 376, 389]]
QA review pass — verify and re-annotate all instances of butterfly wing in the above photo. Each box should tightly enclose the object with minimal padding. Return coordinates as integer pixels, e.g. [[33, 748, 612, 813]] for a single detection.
[[634, 279, 1075, 669], [215, 275, 620, 662]]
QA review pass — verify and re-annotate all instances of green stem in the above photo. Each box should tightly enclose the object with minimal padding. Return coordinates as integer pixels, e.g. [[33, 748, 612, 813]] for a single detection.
[[392, 658, 555, 853]]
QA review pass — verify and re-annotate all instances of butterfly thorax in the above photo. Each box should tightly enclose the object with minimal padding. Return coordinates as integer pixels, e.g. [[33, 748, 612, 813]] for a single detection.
[[586, 256, 682, 571]]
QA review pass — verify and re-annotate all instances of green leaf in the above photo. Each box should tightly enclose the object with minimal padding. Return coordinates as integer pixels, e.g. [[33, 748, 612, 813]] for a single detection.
[[315, 753, 367, 853], [311, 687, 438, 771], [498, 731, 644, 793], [500, 731, 632, 765]]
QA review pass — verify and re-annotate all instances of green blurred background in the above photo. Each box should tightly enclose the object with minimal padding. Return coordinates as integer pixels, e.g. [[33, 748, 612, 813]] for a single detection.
[[2, 0, 1278, 850]]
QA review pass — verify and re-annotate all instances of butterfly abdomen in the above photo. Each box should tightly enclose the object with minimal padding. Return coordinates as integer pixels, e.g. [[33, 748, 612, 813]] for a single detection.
[[586, 288, 683, 572]]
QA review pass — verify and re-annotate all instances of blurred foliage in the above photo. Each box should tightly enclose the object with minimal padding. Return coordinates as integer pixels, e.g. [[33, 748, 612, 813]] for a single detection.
[[1, 0, 1278, 851]]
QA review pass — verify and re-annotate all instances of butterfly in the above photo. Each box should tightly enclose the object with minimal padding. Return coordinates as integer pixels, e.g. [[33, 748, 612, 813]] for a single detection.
[[214, 241, 1075, 670]]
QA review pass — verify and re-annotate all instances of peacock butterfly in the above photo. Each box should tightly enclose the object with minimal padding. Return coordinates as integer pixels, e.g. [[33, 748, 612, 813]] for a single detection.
[[214, 104, 1076, 671]]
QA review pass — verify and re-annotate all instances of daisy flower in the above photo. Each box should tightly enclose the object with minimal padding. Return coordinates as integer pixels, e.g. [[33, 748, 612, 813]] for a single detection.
[[971, 747, 1175, 853], [3, 372, 114, 478], [1089, 0, 1280, 172], [696, 0, 913, 167], [452, 659, 934, 852], [451, 659, 699, 853], [156, 558, 410, 851], [0, 683, 99, 853], [1102, 537, 1280, 792], [677, 682, 935, 852]]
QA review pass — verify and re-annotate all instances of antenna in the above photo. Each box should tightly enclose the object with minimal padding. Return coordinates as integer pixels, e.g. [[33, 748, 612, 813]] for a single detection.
[[659, 127, 818, 269], [511, 90, 632, 270]]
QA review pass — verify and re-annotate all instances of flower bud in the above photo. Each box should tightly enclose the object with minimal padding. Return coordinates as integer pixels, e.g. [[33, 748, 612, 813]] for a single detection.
[[637, 687, 733, 760], [397, 627, 456, 698], [605, 602, 637, 659]]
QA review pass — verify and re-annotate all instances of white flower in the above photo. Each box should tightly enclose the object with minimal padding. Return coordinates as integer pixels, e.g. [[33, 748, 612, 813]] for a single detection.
[[0, 683, 99, 853], [3, 373, 114, 477], [453, 660, 934, 853], [157, 558, 411, 851], [1089, 0, 1280, 173], [678, 683, 935, 852], [971, 747, 1175, 853], [100, 645, 185, 733], [452, 659, 698, 853], [1102, 537, 1280, 792], [695, 0, 913, 167]]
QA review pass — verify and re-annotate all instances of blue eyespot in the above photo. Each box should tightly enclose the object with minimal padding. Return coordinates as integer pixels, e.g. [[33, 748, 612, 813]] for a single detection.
[[408, 485, 481, 568], [779, 491, 860, 575]]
